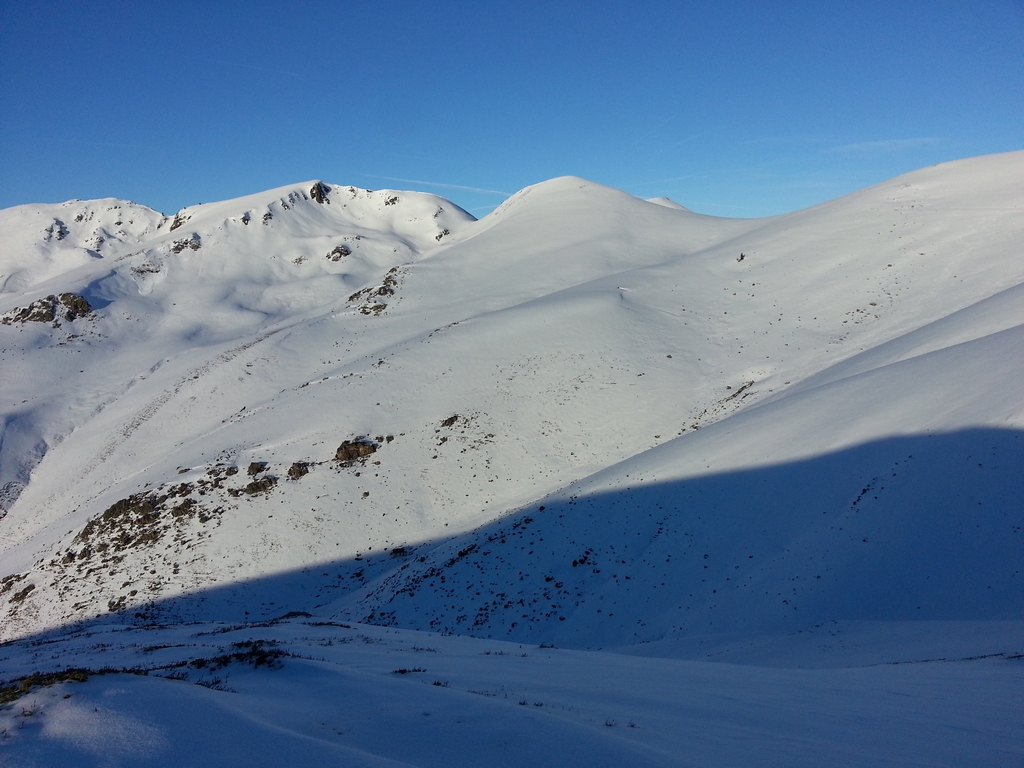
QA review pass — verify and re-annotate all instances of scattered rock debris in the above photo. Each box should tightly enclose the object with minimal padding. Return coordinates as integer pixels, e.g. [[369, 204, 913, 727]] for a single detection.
[[348, 267, 405, 315], [723, 380, 755, 402], [0, 573, 29, 598], [170, 235, 201, 253], [130, 262, 162, 276], [73, 486, 209, 555], [9, 583, 35, 603], [44, 219, 69, 241]]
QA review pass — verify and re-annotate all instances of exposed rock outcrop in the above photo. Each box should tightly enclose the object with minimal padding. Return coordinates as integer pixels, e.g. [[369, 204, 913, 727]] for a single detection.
[[1, 293, 92, 325], [310, 182, 331, 204], [336, 438, 378, 464], [327, 245, 351, 261]]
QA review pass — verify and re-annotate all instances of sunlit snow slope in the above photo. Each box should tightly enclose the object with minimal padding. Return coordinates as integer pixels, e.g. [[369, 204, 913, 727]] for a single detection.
[[1, 155, 1022, 648]]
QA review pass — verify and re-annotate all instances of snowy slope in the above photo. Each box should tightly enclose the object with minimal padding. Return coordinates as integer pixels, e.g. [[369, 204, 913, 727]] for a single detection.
[[1, 156, 1022, 647], [1, 153, 1022, 765], [0, 181, 470, 526], [0, 198, 165, 295]]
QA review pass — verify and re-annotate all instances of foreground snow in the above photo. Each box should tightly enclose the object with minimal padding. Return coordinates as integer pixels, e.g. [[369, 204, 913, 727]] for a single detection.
[[2, 618, 1021, 767]]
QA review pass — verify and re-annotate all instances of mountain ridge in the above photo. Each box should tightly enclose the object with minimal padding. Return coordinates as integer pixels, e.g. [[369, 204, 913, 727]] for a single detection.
[[0, 153, 1021, 647]]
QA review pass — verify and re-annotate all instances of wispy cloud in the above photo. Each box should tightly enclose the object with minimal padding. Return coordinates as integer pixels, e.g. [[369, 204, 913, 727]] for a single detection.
[[624, 112, 682, 150], [635, 164, 774, 188], [667, 131, 709, 147], [361, 175, 510, 196], [638, 171, 710, 186], [825, 138, 941, 154], [742, 135, 828, 147]]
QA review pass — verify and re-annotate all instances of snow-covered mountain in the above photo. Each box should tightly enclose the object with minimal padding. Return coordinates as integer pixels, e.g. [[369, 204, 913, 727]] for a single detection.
[[1, 156, 1021, 766]]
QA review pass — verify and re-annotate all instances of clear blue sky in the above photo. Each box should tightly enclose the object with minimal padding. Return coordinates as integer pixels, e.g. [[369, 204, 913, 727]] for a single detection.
[[1, 1, 1021, 218]]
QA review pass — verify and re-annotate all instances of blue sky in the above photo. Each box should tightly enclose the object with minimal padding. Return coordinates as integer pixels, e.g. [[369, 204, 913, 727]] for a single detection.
[[1, 1, 1021, 218]]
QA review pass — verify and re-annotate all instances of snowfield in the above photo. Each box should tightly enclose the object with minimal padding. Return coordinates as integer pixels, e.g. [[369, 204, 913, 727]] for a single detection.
[[1, 153, 1022, 765], [2, 618, 1021, 767]]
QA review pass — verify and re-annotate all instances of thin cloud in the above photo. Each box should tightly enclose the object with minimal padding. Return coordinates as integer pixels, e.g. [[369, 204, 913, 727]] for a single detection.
[[362, 175, 510, 196], [635, 164, 772, 188], [624, 112, 682, 150], [638, 171, 710, 186], [741, 135, 829, 147], [667, 131, 709, 148], [825, 138, 941, 154]]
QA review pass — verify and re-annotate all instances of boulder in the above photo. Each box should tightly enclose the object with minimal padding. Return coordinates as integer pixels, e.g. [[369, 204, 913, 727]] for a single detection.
[[335, 439, 378, 463]]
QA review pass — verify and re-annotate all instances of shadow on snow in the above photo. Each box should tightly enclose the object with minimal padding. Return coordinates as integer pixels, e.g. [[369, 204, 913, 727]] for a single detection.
[[3, 427, 1022, 656]]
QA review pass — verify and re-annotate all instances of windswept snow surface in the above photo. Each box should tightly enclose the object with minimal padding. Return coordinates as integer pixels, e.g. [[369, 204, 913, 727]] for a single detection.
[[1, 619, 1020, 767], [1, 157, 1023, 765]]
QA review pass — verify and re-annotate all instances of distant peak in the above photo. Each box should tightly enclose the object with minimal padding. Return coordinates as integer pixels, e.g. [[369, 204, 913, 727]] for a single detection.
[[527, 175, 597, 191], [645, 197, 691, 212]]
